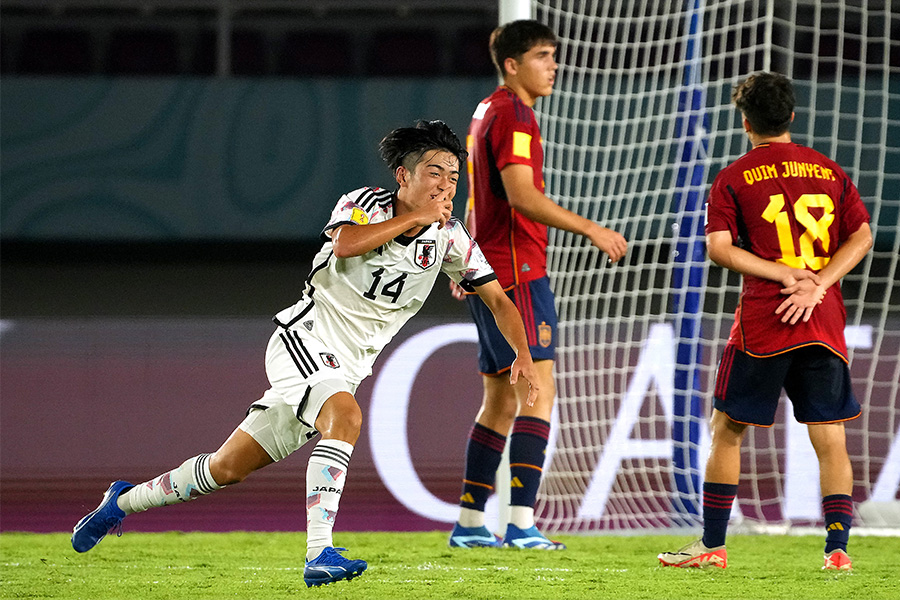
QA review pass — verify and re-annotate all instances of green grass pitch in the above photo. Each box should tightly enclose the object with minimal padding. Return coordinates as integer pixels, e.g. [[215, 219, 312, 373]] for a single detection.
[[2, 531, 898, 599]]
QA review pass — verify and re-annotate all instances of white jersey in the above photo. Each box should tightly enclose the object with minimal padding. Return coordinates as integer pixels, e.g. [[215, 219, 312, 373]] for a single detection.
[[273, 186, 496, 385]]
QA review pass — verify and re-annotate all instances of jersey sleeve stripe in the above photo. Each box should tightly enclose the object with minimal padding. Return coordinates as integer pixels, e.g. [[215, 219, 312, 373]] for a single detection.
[[322, 220, 356, 239], [459, 272, 497, 292], [356, 187, 393, 212], [356, 188, 378, 211]]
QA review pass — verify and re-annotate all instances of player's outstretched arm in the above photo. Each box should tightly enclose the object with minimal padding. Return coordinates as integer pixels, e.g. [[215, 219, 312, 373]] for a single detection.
[[500, 164, 627, 262], [473, 279, 539, 406]]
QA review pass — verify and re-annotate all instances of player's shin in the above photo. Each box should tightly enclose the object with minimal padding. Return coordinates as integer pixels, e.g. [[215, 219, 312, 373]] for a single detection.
[[306, 439, 354, 561], [701, 482, 738, 548], [118, 453, 224, 514], [457, 423, 506, 527], [823, 494, 853, 553], [508, 416, 550, 528]]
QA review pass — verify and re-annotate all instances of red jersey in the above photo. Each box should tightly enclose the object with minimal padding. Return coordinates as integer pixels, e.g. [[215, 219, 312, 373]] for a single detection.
[[466, 86, 548, 289], [705, 142, 870, 361]]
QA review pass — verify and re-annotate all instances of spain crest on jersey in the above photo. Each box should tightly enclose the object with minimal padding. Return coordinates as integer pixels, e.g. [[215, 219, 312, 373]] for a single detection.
[[415, 239, 437, 269]]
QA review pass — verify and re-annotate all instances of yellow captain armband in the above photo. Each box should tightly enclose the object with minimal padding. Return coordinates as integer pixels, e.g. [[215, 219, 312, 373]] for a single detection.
[[512, 131, 532, 159]]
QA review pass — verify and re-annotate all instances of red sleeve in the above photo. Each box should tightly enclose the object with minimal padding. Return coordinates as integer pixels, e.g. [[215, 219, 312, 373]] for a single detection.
[[833, 165, 871, 242], [705, 169, 739, 238], [489, 102, 540, 173]]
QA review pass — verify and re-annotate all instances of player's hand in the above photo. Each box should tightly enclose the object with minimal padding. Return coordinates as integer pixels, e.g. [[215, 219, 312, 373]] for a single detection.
[[413, 191, 454, 229], [780, 267, 821, 290], [509, 355, 539, 407], [448, 279, 467, 301], [587, 224, 628, 263], [775, 279, 827, 324]]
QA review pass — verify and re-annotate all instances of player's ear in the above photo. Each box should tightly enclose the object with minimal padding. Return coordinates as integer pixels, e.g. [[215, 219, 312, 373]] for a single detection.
[[395, 166, 408, 186], [503, 56, 518, 78]]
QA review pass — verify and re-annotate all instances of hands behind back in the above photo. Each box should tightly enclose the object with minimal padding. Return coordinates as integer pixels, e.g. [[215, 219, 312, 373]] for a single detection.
[[776, 268, 825, 324]]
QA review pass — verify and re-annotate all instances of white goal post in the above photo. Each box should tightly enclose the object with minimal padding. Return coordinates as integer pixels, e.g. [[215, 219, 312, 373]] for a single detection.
[[496, 0, 900, 534]]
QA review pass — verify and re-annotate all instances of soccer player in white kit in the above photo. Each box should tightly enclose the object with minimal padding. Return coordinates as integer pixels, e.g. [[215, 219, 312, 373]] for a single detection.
[[71, 120, 539, 588]]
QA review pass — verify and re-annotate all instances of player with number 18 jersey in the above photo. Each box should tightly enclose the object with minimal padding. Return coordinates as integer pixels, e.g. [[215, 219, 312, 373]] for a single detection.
[[705, 142, 870, 360]]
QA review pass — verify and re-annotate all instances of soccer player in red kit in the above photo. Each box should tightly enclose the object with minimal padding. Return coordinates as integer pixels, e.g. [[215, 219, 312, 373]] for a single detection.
[[658, 72, 872, 570], [448, 19, 627, 549]]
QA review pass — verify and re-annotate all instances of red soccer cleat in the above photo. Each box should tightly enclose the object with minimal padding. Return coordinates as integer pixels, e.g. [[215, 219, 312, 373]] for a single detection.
[[823, 549, 852, 571]]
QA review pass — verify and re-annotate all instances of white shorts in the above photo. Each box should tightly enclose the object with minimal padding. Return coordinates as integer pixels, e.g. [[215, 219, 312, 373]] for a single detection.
[[238, 328, 356, 462]]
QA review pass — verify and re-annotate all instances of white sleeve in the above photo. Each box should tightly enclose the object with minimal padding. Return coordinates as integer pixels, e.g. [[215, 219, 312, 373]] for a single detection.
[[440, 218, 497, 291], [321, 187, 391, 239]]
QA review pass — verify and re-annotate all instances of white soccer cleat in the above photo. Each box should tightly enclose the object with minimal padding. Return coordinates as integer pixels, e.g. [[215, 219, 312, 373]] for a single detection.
[[658, 538, 727, 569]]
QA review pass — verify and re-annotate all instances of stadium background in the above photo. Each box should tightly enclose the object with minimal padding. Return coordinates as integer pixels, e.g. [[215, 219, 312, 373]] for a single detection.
[[1, 0, 897, 534]]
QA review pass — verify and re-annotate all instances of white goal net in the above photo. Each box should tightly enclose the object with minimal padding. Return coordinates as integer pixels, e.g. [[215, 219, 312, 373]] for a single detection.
[[516, 0, 900, 533]]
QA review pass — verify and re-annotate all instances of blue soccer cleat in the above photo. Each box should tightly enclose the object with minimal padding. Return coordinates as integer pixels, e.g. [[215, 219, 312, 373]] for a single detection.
[[71, 480, 134, 553], [502, 523, 566, 550], [448, 523, 502, 548], [303, 547, 367, 587]]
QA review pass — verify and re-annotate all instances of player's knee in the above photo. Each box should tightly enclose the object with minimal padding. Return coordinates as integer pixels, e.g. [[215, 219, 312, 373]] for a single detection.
[[495, 398, 520, 422], [338, 404, 363, 438], [209, 456, 252, 485], [480, 393, 518, 425], [534, 379, 556, 409], [315, 393, 362, 442]]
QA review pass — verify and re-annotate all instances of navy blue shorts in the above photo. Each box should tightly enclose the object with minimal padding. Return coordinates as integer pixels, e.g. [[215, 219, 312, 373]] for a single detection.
[[713, 344, 860, 426], [466, 276, 557, 375]]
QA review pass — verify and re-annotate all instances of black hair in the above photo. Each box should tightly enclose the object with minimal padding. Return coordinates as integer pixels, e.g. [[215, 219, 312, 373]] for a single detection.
[[732, 72, 795, 136], [490, 19, 558, 78], [379, 119, 467, 173]]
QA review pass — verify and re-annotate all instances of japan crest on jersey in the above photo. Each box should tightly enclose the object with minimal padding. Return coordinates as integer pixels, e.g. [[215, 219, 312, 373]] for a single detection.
[[319, 352, 340, 368], [415, 239, 437, 269]]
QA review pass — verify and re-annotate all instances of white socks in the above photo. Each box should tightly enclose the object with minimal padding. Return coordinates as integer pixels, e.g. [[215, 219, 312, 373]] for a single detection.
[[458, 506, 535, 530], [509, 505, 535, 529], [117, 453, 224, 515], [306, 439, 354, 561], [112, 441, 357, 562], [458, 507, 486, 528]]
